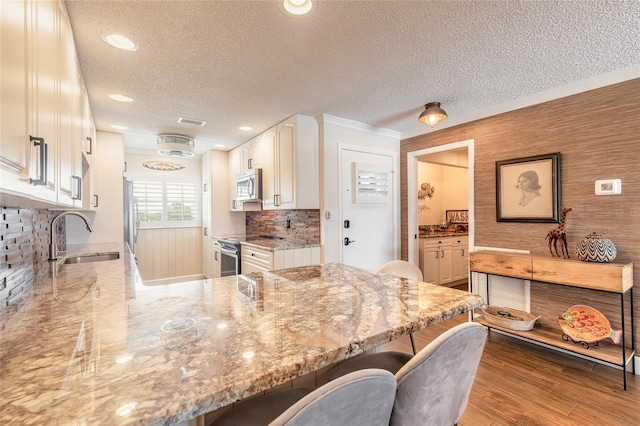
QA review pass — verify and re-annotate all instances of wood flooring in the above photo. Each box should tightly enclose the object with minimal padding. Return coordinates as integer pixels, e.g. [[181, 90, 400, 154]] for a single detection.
[[383, 286, 640, 426]]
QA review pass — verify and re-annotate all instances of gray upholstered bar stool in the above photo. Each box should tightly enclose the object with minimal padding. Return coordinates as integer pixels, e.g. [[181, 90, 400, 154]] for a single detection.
[[327, 322, 487, 426], [209, 368, 397, 426]]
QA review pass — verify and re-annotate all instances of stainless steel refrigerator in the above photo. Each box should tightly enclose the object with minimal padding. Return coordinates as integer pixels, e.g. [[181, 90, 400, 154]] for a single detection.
[[123, 178, 138, 254]]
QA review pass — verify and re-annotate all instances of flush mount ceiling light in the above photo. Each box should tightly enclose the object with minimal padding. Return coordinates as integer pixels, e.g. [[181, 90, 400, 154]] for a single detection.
[[157, 134, 195, 158], [418, 102, 448, 127], [238, 126, 253, 131], [282, 0, 314, 16], [111, 124, 129, 130], [108, 94, 133, 102], [101, 34, 138, 51]]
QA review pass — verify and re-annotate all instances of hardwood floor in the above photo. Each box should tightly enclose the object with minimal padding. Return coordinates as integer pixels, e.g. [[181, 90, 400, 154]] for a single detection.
[[383, 295, 640, 425]]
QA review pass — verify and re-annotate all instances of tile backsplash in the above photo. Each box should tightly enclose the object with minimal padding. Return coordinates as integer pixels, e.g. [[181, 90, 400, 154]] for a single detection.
[[246, 209, 320, 245], [0, 207, 64, 312]]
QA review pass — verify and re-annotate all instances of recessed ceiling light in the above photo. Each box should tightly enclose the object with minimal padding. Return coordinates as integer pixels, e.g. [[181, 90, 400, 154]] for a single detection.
[[214, 144, 226, 148], [108, 94, 134, 102], [238, 126, 253, 131], [102, 34, 138, 51], [282, 0, 314, 16], [111, 124, 129, 130]]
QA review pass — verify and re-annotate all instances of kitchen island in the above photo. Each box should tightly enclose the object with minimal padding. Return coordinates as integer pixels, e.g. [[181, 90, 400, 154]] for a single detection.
[[0, 243, 483, 425]]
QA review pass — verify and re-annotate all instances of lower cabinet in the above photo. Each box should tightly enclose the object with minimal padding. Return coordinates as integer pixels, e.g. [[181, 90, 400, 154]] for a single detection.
[[241, 245, 321, 274], [420, 235, 468, 285]]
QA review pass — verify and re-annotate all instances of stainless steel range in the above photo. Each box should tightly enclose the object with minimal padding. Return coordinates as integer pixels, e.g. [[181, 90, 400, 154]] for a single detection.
[[214, 237, 242, 276]]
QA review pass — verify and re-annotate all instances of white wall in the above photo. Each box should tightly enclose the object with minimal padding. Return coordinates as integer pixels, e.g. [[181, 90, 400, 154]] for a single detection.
[[67, 131, 124, 244], [317, 114, 400, 264]]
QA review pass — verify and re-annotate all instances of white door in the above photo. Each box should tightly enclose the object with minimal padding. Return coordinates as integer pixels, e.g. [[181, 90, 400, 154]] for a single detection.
[[341, 149, 395, 270]]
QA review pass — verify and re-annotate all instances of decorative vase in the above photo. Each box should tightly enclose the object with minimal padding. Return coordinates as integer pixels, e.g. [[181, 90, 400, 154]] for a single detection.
[[575, 232, 617, 263]]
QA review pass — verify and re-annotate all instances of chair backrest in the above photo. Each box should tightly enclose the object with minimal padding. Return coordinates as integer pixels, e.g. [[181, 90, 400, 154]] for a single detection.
[[270, 369, 397, 426], [378, 260, 424, 281], [390, 322, 487, 426]]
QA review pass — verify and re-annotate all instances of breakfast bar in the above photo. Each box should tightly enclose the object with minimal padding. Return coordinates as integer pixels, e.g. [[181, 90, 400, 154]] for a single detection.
[[0, 243, 483, 425]]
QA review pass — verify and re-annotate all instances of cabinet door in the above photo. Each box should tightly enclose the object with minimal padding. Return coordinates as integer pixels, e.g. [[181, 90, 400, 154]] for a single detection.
[[212, 245, 222, 278], [29, 0, 58, 203], [0, 0, 32, 197], [421, 245, 439, 284], [439, 245, 453, 284], [58, 5, 82, 206], [275, 117, 295, 208], [228, 147, 243, 211], [261, 126, 277, 209]]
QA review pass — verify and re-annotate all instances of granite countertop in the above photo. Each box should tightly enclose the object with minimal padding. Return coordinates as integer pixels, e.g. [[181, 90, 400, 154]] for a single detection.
[[212, 234, 320, 251], [420, 231, 469, 238], [0, 243, 483, 425]]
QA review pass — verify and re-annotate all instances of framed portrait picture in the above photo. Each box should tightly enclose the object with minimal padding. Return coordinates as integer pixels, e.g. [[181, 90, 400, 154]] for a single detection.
[[496, 153, 561, 222]]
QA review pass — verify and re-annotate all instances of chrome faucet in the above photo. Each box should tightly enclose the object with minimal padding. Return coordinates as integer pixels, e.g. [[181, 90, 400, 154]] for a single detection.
[[49, 211, 94, 261]]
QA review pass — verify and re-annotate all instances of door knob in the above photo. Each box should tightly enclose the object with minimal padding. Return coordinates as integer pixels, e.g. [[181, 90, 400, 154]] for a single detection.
[[344, 237, 356, 246]]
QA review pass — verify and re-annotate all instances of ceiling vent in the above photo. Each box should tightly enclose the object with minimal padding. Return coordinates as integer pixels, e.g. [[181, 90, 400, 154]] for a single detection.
[[157, 134, 195, 157], [178, 117, 207, 127]]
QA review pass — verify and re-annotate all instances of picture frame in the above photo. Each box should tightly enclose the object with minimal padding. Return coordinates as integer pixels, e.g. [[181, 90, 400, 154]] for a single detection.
[[496, 153, 561, 222], [446, 209, 469, 224]]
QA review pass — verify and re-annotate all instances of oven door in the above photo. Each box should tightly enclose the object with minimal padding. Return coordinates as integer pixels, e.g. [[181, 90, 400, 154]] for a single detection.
[[219, 247, 239, 276]]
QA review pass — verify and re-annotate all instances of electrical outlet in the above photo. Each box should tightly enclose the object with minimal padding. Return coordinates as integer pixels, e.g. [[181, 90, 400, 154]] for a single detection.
[[286, 219, 291, 229]]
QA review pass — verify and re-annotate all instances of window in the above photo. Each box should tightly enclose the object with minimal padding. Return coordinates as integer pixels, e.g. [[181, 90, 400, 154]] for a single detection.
[[132, 176, 200, 228]]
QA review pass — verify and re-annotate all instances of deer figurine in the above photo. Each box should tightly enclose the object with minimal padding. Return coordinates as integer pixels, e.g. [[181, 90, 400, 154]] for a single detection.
[[545, 206, 572, 258]]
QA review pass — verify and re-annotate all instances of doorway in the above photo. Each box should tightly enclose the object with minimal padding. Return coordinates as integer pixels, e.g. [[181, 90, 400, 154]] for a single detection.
[[407, 140, 475, 265]]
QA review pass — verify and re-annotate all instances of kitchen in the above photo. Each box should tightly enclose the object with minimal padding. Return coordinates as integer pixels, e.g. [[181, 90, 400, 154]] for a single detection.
[[1, 1, 639, 425]]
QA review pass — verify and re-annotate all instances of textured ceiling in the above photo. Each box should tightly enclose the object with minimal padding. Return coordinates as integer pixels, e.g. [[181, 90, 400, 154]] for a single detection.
[[64, 0, 640, 154]]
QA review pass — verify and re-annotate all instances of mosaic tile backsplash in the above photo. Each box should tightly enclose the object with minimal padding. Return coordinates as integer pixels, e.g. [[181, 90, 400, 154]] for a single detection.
[[246, 209, 320, 245], [0, 207, 65, 312]]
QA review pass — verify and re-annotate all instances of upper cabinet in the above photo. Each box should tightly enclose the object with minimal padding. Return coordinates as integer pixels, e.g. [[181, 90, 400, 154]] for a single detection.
[[228, 146, 243, 211], [0, 0, 31, 198], [0, 0, 92, 208], [262, 115, 319, 210]]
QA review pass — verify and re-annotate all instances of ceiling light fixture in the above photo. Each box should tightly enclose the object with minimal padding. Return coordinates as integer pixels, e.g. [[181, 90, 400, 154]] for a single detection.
[[111, 124, 129, 130], [418, 102, 448, 127], [282, 0, 314, 16], [238, 126, 253, 131], [108, 94, 133, 102], [102, 34, 138, 51], [157, 134, 195, 158]]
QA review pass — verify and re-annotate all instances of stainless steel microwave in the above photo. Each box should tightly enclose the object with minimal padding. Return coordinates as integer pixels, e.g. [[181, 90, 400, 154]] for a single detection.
[[236, 168, 262, 202]]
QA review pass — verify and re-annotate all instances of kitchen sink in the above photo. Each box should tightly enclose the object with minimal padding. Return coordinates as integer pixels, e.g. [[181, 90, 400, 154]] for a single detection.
[[63, 252, 120, 264]]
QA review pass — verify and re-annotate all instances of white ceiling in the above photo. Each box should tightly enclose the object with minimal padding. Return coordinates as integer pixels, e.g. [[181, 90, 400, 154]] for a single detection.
[[64, 1, 639, 155]]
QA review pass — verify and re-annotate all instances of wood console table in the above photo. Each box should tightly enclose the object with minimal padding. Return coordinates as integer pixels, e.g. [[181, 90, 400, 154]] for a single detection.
[[469, 250, 635, 389]]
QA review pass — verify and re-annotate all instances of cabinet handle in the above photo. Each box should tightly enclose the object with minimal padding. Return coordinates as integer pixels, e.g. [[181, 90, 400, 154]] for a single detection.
[[72, 176, 82, 200], [204, 227, 208, 236], [274, 194, 280, 206], [86, 136, 92, 155], [248, 158, 252, 169], [124, 162, 127, 172], [29, 136, 48, 186], [93, 194, 99, 207], [441, 250, 445, 258], [462, 249, 465, 256], [435, 251, 439, 259], [214, 251, 219, 261], [203, 183, 208, 192]]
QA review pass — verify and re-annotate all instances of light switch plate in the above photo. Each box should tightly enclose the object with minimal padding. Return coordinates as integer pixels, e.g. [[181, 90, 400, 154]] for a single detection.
[[595, 179, 621, 195]]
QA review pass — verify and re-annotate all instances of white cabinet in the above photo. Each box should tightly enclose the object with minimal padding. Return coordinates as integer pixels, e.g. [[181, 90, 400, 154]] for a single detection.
[[452, 236, 469, 281], [241, 137, 263, 170], [228, 146, 243, 211], [0, 0, 93, 208], [241, 244, 321, 274], [262, 115, 319, 210], [0, 0, 31, 198], [420, 236, 469, 286], [212, 243, 221, 278]]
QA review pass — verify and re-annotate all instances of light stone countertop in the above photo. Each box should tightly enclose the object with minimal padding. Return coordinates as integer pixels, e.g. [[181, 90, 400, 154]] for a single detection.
[[0, 242, 483, 425]]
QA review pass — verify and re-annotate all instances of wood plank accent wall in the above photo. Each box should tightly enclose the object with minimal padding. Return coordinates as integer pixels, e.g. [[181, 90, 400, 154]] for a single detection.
[[401, 78, 640, 341], [135, 227, 202, 281]]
